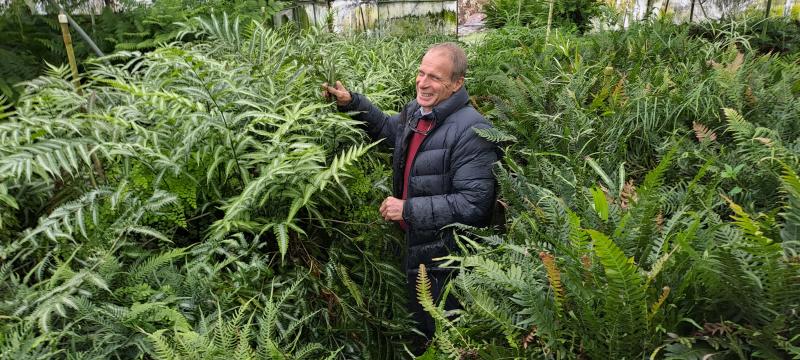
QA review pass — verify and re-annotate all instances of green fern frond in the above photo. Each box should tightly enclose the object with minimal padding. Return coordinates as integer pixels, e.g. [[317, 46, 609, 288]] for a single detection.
[[473, 126, 517, 144], [779, 165, 800, 243], [724, 107, 755, 144], [127, 302, 191, 332], [274, 222, 289, 261], [586, 229, 647, 357], [128, 248, 188, 285], [121, 225, 172, 243], [0, 139, 96, 182], [626, 147, 677, 264], [148, 329, 179, 360], [567, 210, 590, 255], [0, 95, 14, 120], [464, 284, 520, 349], [293, 343, 325, 359], [313, 141, 379, 193], [460, 255, 527, 289], [416, 264, 436, 316], [415, 264, 462, 338], [725, 196, 782, 254], [336, 263, 364, 308]]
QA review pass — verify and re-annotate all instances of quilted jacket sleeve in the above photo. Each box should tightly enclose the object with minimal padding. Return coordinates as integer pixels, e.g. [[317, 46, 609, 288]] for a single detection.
[[402, 122, 497, 231]]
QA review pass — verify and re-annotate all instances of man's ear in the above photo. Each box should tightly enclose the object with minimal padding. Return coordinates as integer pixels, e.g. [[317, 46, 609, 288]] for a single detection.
[[452, 77, 464, 92]]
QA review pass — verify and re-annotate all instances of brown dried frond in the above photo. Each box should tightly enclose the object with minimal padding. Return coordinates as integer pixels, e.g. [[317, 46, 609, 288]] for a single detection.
[[649, 286, 670, 317], [539, 252, 566, 314], [656, 211, 665, 233], [728, 52, 745, 73], [611, 75, 628, 106], [707, 52, 744, 74], [701, 322, 733, 336], [745, 85, 757, 105], [620, 180, 639, 209], [458, 348, 479, 359], [692, 121, 718, 142], [580, 254, 592, 283], [755, 137, 774, 147], [581, 254, 591, 271], [522, 326, 538, 349]]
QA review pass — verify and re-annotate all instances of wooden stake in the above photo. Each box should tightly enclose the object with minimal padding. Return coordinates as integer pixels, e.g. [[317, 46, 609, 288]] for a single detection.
[[765, 0, 773, 19], [58, 12, 82, 95], [546, 0, 554, 41], [59, 12, 106, 185]]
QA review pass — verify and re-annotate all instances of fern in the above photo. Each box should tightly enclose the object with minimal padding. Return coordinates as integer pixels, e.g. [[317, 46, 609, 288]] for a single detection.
[[416, 264, 441, 324], [336, 263, 364, 308], [0, 139, 96, 182], [586, 229, 648, 358], [128, 248, 188, 285], [472, 126, 517, 144], [779, 165, 800, 244]]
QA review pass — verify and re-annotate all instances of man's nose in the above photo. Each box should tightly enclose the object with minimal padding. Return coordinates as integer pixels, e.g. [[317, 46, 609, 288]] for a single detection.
[[417, 75, 429, 87]]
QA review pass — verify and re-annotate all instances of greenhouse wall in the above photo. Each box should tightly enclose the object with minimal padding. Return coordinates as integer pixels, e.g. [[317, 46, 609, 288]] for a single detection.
[[296, 0, 457, 33]]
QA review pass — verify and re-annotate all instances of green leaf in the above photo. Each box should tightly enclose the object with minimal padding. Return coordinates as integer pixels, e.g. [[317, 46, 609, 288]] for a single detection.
[[274, 222, 289, 261], [590, 186, 609, 221]]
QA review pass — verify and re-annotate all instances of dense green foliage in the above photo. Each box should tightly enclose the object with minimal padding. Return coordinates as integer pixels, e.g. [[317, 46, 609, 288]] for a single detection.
[[0, 17, 432, 359], [482, 0, 601, 32], [2, 7, 800, 360], [688, 16, 800, 54], [0, 0, 282, 100], [420, 21, 800, 359]]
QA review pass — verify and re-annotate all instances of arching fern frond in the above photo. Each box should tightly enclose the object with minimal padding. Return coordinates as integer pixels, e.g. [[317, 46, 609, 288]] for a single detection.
[[586, 229, 647, 358], [0, 139, 96, 182], [473, 126, 517, 144], [0, 95, 13, 120]]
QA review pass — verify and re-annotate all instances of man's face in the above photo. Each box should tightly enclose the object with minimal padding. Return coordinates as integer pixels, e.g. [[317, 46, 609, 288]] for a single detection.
[[415, 50, 464, 112]]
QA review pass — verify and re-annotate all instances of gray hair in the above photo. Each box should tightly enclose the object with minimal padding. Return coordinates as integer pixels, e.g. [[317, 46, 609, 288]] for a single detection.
[[426, 42, 467, 83]]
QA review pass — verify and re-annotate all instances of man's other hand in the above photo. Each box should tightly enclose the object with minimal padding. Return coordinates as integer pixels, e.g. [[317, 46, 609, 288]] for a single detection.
[[379, 196, 405, 221], [321, 81, 352, 106]]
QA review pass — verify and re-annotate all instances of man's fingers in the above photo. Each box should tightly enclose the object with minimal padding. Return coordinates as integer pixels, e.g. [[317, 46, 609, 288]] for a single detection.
[[321, 83, 342, 94]]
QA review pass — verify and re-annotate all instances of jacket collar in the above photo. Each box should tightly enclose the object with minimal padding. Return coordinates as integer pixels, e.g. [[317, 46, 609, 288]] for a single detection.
[[408, 86, 470, 127]]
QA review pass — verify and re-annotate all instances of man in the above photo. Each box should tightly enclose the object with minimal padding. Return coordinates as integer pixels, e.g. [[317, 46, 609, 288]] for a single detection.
[[322, 42, 497, 344]]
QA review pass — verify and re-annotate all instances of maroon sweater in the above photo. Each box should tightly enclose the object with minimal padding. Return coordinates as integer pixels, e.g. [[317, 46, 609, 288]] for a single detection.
[[399, 116, 434, 230]]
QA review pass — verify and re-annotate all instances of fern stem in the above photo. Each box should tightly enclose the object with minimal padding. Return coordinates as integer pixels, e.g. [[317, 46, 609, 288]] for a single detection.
[[188, 67, 246, 187]]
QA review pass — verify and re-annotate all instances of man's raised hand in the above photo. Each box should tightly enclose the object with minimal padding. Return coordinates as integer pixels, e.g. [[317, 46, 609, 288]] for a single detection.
[[321, 81, 352, 106]]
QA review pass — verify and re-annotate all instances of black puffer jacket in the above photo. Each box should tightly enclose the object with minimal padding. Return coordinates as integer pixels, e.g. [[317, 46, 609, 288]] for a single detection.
[[340, 87, 497, 273]]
